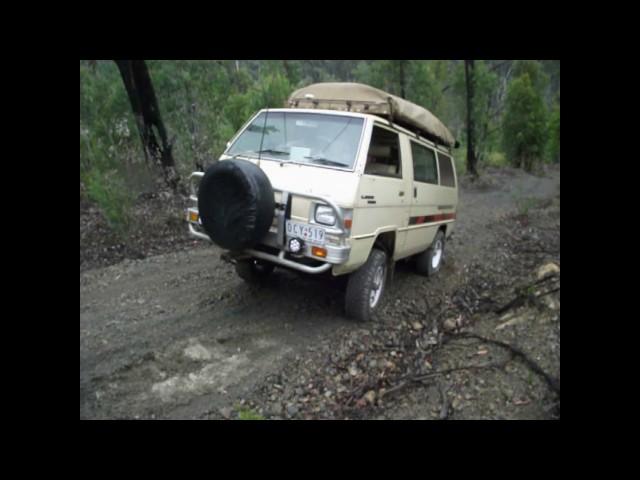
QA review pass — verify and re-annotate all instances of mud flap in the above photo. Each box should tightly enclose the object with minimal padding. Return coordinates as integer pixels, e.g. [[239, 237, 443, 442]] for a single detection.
[[388, 258, 396, 284]]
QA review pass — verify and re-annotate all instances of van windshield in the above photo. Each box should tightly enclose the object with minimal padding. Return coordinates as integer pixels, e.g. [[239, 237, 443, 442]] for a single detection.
[[227, 112, 364, 170]]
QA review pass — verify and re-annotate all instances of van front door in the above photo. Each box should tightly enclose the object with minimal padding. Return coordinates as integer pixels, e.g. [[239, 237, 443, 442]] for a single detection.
[[355, 124, 411, 259]]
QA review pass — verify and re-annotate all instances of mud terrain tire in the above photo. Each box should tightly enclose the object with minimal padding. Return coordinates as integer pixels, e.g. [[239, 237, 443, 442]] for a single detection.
[[345, 248, 387, 322], [416, 230, 445, 276], [198, 159, 275, 251]]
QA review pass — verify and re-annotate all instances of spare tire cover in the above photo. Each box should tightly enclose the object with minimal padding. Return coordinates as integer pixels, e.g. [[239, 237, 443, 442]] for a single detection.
[[198, 159, 275, 251]]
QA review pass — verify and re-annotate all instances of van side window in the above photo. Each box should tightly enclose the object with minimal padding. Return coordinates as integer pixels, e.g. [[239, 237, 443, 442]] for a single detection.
[[410, 141, 438, 184], [437, 152, 456, 187], [365, 126, 401, 178]]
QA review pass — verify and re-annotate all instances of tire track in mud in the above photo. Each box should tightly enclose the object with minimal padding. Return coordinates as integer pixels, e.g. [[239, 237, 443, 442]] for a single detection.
[[80, 247, 354, 419]]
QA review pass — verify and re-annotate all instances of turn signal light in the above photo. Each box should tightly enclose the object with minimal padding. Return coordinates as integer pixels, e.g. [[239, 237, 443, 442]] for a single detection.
[[344, 219, 352, 229], [189, 210, 199, 223], [312, 246, 327, 258]]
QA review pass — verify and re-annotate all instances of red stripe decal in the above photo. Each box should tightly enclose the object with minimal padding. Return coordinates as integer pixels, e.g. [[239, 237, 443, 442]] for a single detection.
[[409, 212, 456, 225]]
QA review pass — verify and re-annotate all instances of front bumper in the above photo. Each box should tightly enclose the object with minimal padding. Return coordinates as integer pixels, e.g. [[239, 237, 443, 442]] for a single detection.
[[186, 172, 351, 274]]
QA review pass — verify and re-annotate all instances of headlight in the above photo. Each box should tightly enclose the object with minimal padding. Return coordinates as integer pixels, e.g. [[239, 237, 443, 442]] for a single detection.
[[315, 205, 336, 226]]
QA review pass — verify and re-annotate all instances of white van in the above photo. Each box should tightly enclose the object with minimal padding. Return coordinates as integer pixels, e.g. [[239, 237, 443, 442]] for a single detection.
[[187, 83, 458, 321]]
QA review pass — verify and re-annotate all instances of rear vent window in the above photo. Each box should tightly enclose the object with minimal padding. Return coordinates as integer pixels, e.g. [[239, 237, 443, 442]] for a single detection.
[[437, 153, 456, 187]]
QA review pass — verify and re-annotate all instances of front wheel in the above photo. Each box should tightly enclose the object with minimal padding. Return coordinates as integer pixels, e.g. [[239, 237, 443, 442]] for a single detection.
[[235, 258, 275, 284], [345, 248, 388, 322]]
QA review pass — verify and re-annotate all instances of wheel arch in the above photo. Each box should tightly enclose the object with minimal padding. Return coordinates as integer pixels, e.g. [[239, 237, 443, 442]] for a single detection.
[[373, 230, 396, 257]]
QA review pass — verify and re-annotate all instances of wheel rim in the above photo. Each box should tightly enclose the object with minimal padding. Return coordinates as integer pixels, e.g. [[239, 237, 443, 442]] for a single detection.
[[369, 264, 385, 308], [431, 239, 443, 269]]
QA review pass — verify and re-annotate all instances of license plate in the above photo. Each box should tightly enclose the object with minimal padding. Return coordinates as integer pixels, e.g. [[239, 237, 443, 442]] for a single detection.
[[286, 221, 326, 245]]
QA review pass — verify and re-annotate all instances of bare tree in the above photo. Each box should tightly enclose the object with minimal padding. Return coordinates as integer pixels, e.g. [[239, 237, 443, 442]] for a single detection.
[[464, 60, 478, 177], [114, 60, 180, 191]]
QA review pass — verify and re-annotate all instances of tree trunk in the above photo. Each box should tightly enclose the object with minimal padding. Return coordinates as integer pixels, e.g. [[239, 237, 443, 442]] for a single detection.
[[114, 60, 180, 191], [465, 60, 478, 177], [524, 154, 533, 173]]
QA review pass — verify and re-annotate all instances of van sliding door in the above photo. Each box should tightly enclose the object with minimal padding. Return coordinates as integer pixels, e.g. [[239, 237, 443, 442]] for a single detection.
[[405, 140, 443, 257]]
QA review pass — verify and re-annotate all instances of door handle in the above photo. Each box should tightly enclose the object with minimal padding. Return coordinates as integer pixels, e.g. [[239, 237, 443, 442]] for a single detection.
[[414, 187, 417, 198], [399, 191, 405, 197]]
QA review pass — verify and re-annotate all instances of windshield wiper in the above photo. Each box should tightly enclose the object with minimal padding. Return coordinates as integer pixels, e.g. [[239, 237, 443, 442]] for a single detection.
[[231, 151, 257, 159], [304, 156, 349, 168], [230, 149, 289, 160], [257, 149, 289, 156]]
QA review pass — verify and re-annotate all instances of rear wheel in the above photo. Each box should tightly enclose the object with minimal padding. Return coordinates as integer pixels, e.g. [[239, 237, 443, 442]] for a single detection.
[[345, 248, 388, 322], [416, 230, 445, 276], [235, 258, 275, 284]]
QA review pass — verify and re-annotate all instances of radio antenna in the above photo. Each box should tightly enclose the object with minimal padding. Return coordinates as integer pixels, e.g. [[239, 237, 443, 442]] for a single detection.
[[257, 108, 269, 168]]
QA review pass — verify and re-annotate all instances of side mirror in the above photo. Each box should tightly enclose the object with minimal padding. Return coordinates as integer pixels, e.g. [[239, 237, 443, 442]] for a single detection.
[[454, 140, 460, 149]]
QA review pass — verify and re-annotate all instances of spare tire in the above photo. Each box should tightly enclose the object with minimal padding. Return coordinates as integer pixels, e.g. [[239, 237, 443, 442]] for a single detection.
[[197, 159, 275, 251]]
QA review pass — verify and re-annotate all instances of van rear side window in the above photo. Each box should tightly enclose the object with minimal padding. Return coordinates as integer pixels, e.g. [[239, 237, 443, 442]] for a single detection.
[[437, 153, 456, 187]]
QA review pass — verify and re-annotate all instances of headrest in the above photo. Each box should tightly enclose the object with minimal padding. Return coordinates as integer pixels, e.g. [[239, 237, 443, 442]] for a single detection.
[[366, 163, 397, 176], [368, 145, 392, 157]]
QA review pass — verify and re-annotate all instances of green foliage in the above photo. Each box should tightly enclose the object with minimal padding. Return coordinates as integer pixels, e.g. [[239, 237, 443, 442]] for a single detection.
[[454, 152, 467, 176], [353, 60, 397, 94], [352, 60, 443, 111], [472, 62, 500, 160], [547, 100, 560, 163], [80, 60, 560, 233], [502, 74, 548, 172], [407, 61, 441, 111], [236, 406, 265, 420], [516, 196, 538, 216], [84, 167, 133, 231], [512, 60, 549, 96], [452, 61, 501, 164], [80, 61, 138, 173], [223, 92, 256, 132], [255, 71, 292, 108], [486, 151, 508, 167]]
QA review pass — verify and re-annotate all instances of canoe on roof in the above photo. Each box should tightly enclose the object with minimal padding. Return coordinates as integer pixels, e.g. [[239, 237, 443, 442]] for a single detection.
[[287, 82, 456, 148]]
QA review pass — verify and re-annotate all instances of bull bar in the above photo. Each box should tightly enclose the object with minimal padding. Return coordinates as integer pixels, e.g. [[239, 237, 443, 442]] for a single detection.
[[186, 171, 351, 274]]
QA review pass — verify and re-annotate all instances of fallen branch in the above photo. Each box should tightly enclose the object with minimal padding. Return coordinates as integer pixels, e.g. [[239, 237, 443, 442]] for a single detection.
[[382, 361, 510, 398], [381, 331, 559, 404], [450, 332, 560, 395], [530, 272, 560, 287], [494, 295, 527, 315], [494, 274, 559, 314], [537, 287, 560, 298]]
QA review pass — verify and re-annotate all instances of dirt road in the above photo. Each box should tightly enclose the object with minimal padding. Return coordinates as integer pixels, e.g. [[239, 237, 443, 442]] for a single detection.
[[80, 166, 560, 419]]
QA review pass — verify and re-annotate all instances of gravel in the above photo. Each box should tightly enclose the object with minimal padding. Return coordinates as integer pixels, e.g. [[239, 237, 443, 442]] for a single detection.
[[80, 165, 560, 420]]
